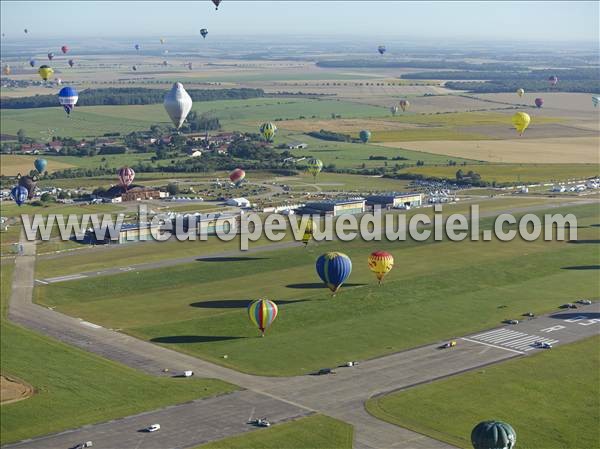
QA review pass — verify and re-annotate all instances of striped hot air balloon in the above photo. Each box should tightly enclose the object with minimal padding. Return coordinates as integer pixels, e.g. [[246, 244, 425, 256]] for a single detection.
[[117, 167, 135, 190], [368, 251, 394, 284], [259, 122, 277, 142], [316, 252, 352, 294], [229, 168, 246, 186], [399, 99, 410, 112], [58, 86, 78, 116], [359, 129, 371, 143], [471, 421, 516, 449], [248, 299, 278, 336], [11, 185, 28, 207], [306, 158, 323, 181], [302, 217, 313, 247]]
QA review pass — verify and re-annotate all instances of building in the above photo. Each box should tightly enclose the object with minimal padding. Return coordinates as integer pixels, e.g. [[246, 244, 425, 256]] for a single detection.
[[287, 142, 308, 150], [186, 148, 202, 158], [298, 198, 365, 216], [99, 185, 166, 202], [366, 192, 423, 209], [226, 197, 251, 208], [87, 222, 161, 244]]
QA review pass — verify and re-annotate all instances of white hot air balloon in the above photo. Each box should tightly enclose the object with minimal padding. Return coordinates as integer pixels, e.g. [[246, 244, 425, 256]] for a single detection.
[[164, 82, 192, 129]]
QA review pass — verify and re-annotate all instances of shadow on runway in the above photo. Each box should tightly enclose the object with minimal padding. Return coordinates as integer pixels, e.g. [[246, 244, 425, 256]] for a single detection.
[[548, 312, 600, 319], [151, 335, 243, 344], [190, 299, 308, 308]]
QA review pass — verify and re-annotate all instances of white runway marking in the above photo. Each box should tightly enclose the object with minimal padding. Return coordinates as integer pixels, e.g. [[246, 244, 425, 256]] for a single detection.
[[35, 279, 49, 285], [461, 337, 525, 355], [469, 328, 560, 352], [45, 273, 88, 283], [80, 321, 102, 329]]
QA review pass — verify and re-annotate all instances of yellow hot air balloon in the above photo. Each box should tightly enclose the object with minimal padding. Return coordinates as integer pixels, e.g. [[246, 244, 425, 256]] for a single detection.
[[512, 112, 531, 136], [259, 122, 277, 142], [38, 65, 54, 81], [302, 217, 313, 247], [368, 251, 394, 284], [306, 158, 323, 181], [516, 88, 525, 97], [3, 64, 11, 75]]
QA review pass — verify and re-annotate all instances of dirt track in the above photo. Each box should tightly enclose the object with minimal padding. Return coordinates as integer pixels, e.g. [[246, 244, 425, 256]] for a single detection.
[[1, 375, 34, 404]]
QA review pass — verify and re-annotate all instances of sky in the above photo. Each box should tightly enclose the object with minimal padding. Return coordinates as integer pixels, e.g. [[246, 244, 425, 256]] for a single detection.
[[1, 1, 598, 42]]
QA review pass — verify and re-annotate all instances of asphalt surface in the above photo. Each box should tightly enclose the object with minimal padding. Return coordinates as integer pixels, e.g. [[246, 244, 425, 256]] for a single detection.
[[6, 200, 600, 449]]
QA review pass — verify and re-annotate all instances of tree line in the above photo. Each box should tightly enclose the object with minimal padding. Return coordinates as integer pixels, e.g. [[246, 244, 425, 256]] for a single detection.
[[0, 87, 265, 109]]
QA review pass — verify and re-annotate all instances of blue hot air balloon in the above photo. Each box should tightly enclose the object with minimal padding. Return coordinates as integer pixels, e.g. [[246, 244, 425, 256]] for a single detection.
[[58, 86, 79, 116], [34, 158, 47, 173], [11, 185, 28, 206], [134, 43, 140, 51], [316, 252, 352, 293], [29, 59, 36, 67]]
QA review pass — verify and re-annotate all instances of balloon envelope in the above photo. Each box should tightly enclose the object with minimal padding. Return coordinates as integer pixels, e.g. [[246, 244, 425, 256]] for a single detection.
[[259, 122, 277, 142], [34, 159, 48, 173], [61, 45, 68, 54], [593, 96, 600, 108], [390, 105, 399, 116], [399, 99, 410, 112], [38, 65, 54, 81], [18, 175, 36, 199], [229, 168, 246, 185], [471, 421, 516, 449], [247, 299, 278, 335], [163, 82, 193, 129], [3, 65, 10, 75], [29, 59, 36, 67], [378, 45, 386, 55], [58, 86, 79, 115], [534, 98, 544, 108], [212, 0, 222, 9], [512, 112, 530, 136], [359, 130, 371, 143], [118, 167, 135, 187], [316, 252, 352, 293], [368, 251, 394, 283], [548, 75, 558, 86], [68, 59, 75, 67], [516, 88, 524, 97], [134, 44, 140, 51], [200, 28, 208, 38], [47, 52, 54, 60], [306, 158, 323, 179], [11, 186, 28, 206]]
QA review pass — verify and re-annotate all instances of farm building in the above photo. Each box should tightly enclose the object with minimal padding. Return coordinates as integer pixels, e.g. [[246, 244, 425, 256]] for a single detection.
[[366, 192, 423, 209], [99, 185, 168, 202], [226, 197, 251, 208], [287, 142, 308, 150], [298, 198, 365, 216]]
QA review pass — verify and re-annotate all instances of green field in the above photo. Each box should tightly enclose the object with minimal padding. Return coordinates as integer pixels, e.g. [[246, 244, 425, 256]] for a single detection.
[[399, 163, 600, 184], [0, 259, 236, 444], [198, 414, 353, 449], [34, 203, 600, 375], [366, 336, 600, 449]]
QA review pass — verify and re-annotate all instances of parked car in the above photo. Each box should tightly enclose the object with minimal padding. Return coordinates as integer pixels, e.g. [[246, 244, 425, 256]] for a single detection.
[[183, 370, 194, 377], [504, 319, 519, 325], [145, 424, 161, 432], [576, 299, 592, 305], [522, 312, 535, 317], [559, 303, 577, 309], [534, 341, 553, 349], [439, 341, 457, 349], [250, 418, 271, 427], [71, 442, 93, 449], [317, 368, 336, 375]]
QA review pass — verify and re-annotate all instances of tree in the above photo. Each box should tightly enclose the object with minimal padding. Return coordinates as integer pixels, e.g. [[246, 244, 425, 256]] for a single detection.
[[456, 169, 464, 180], [17, 129, 26, 143], [166, 183, 180, 195]]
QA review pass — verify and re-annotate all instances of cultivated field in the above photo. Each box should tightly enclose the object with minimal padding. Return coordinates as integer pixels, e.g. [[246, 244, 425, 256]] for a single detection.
[[34, 203, 600, 376], [0, 154, 76, 176], [366, 336, 600, 449], [381, 136, 600, 163]]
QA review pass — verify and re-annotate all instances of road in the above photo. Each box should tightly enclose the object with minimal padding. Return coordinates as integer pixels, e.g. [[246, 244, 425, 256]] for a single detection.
[[6, 204, 600, 449]]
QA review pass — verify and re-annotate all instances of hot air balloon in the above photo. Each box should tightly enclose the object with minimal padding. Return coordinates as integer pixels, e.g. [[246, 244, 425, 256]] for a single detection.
[[160, 38, 165, 45], [24, 28, 28, 34], [390, 105, 399, 116], [11, 185, 28, 207], [38, 65, 54, 81], [3, 65, 10, 75], [368, 251, 394, 284], [17, 174, 37, 199], [47, 52, 54, 60], [55, 77, 62, 85], [134, 44, 140, 51], [316, 252, 352, 294], [164, 82, 193, 129], [212, 0, 222, 9], [229, 168, 246, 186], [259, 122, 277, 142], [534, 97, 544, 108], [29, 59, 36, 67], [399, 99, 410, 112], [162, 60, 168, 66], [34, 159, 48, 173], [58, 86, 79, 116], [68, 59, 75, 68], [378, 45, 386, 55], [61, 45, 68, 54], [132, 65, 137, 71], [248, 299, 278, 336], [187, 62, 193, 70], [512, 112, 531, 136], [200, 28, 208, 39], [471, 421, 516, 449], [359, 130, 371, 143], [516, 88, 524, 97], [306, 158, 323, 181], [593, 96, 599, 108], [302, 217, 313, 247], [548, 75, 558, 87], [118, 167, 135, 190]]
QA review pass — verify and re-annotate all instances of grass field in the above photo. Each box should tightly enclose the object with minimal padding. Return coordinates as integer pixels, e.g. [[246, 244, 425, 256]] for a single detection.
[[399, 163, 599, 184], [34, 203, 600, 376], [0, 154, 76, 176], [0, 201, 125, 219], [0, 258, 236, 445], [198, 415, 353, 449], [366, 336, 600, 449]]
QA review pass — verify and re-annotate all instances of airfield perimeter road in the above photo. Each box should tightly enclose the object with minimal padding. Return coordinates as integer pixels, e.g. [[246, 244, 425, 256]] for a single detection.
[[6, 197, 600, 449]]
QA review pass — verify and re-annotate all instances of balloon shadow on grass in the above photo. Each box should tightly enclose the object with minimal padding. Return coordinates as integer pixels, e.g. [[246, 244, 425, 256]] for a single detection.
[[567, 240, 600, 244], [151, 336, 243, 344], [190, 299, 309, 308], [286, 282, 367, 289], [561, 265, 600, 270]]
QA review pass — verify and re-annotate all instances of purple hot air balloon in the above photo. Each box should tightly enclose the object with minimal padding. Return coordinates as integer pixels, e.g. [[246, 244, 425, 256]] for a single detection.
[[535, 98, 544, 108]]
